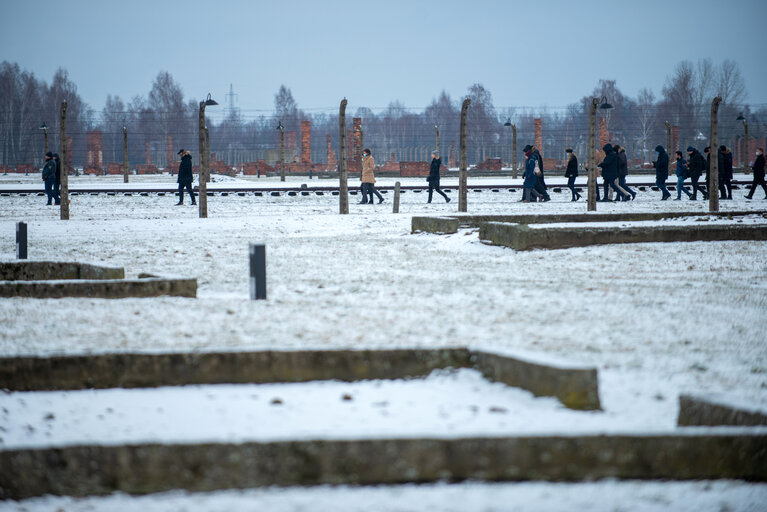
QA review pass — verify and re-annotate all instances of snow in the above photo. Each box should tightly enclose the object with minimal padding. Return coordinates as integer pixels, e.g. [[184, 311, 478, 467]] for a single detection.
[[2, 480, 766, 512], [1, 173, 766, 505]]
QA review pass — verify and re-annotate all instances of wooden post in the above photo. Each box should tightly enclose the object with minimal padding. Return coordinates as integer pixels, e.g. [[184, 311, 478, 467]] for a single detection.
[[709, 96, 722, 213], [434, 125, 440, 156], [198, 101, 207, 218], [743, 121, 749, 173], [59, 101, 69, 220], [588, 98, 598, 212], [122, 127, 129, 183], [393, 181, 400, 214], [511, 124, 518, 180], [458, 98, 470, 212], [279, 123, 285, 182], [665, 121, 671, 178], [204, 127, 210, 183], [338, 99, 349, 215]]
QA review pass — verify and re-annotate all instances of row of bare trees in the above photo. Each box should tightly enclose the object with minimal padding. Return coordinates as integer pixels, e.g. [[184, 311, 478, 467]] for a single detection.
[[1, 58, 763, 170]]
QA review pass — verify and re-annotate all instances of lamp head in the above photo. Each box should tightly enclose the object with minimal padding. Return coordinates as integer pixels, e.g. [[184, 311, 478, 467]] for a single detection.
[[39, 122, 47, 131], [204, 93, 218, 106], [504, 118, 512, 127], [598, 96, 613, 110], [736, 112, 745, 122]]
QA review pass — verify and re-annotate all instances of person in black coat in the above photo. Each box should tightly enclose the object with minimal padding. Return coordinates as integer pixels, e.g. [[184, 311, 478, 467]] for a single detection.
[[718, 145, 733, 199], [686, 146, 708, 200], [52, 153, 61, 205], [597, 144, 629, 201], [564, 148, 580, 201], [745, 148, 766, 199], [41, 151, 57, 205], [531, 147, 550, 201], [427, 150, 450, 203], [652, 145, 671, 200], [615, 144, 635, 200], [176, 149, 196, 205]]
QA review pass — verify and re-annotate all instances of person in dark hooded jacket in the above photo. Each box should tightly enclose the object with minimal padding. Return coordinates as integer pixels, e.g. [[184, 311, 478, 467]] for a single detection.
[[597, 143, 630, 201], [41, 152, 57, 205], [531, 146, 550, 201], [718, 145, 733, 199], [564, 148, 580, 201], [427, 150, 450, 203], [522, 145, 541, 203], [745, 148, 766, 199], [652, 145, 671, 200], [614, 144, 635, 200], [686, 146, 708, 200], [176, 149, 196, 205]]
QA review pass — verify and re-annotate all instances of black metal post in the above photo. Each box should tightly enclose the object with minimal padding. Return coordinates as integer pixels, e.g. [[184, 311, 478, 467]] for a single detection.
[[250, 243, 266, 300], [16, 222, 27, 259]]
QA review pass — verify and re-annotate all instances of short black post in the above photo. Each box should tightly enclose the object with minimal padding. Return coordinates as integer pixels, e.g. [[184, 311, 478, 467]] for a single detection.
[[250, 243, 266, 300], [16, 222, 27, 259]]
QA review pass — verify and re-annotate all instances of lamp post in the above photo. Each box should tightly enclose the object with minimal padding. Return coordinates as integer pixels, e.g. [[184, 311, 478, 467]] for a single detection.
[[277, 121, 285, 182], [198, 93, 218, 218], [588, 96, 613, 211], [39, 122, 48, 155], [737, 112, 749, 172]]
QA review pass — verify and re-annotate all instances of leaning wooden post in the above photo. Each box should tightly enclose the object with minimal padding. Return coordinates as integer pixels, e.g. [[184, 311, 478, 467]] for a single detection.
[[511, 124, 518, 180], [338, 99, 349, 215], [587, 98, 598, 212], [393, 181, 400, 214], [122, 126, 129, 183], [458, 98, 470, 212], [709, 96, 722, 213], [198, 100, 207, 218], [278, 122, 285, 182], [665, 121, 671, 178], [59, 101, 70, 220]]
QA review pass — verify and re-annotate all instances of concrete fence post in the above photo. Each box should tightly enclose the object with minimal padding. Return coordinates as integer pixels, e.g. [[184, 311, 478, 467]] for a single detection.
[[709, 96, 722, 213], [393, 181, 400, 214], [458, 98, 470, 212], [59, 101, 69, 220], [339, 99, 349, 215]]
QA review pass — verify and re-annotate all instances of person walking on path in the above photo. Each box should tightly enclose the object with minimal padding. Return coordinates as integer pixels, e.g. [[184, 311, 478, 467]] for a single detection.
[[564, 148, 580, 201], [674, 151, 693, 200], [522, 145, 541, 203], [427, 150, 450, 203], [718, 145, 733, 200], [745, 148, 766, 199], [598, 143, 630, 201], [360, 149, 383, 204], [176, 149, 196, 205], [52, 152, 61, 205], [531, 146, 550, 201], [686, 146, 708, 200], [615, 145, 635, 200], [653, 145, 671, 200], [41, 151, 57, 205]]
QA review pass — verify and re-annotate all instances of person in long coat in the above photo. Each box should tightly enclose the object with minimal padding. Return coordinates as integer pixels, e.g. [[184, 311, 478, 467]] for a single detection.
[[427, 150, 450, 203], [41, 151, 57, 205], [522, 145, 541, 203], [176, 149, 196, 205], [598, 144, 630, 201], [360, 149, 383, 204], [564, 148, 580, 201], [531, 146, 550, 201], [653, 145, 671, 200], [615, 145, 635, 200], [718, 145, 733, 200], [52, 152, 61, 204], [686, 146, 708, 200], [745, 148, 766, 199]]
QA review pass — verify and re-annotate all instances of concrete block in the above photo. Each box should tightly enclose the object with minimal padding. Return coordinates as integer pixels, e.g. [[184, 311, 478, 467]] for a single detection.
[[678, 394, 767, 426], [479, 222, 767, 251], [0, 261, 124, 281], [411, 216, 460, 234]]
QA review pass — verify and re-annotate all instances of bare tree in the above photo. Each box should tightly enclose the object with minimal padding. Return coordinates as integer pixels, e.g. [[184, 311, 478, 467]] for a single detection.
[[635, 88, 656, 163], [717, 59, 747, 106]]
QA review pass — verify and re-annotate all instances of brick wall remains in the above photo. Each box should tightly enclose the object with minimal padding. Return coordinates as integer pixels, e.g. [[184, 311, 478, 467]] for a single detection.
[[301, 121, 311, 163], [400, 161, 429, 176]]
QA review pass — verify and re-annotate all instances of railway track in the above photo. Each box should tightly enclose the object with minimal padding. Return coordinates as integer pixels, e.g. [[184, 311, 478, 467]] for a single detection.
[[0, 181, 753, 196]]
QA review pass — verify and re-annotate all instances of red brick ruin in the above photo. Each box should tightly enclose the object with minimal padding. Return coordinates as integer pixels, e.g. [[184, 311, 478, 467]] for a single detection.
[[326, 134, 336, 171], [85, 130, 103, 174], [300, 121, 311, 164]]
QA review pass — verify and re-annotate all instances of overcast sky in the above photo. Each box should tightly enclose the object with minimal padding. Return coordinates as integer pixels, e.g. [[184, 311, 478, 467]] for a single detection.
[[2, 0, 765, 118]]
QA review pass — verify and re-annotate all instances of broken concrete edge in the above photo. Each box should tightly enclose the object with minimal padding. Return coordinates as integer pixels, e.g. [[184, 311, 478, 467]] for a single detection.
[[0, 276, 197, 299], [677, 394, 767, 427], [0, 347, 596, 410], [0, 260, 125, 281], [413, 210, 764, 233], [1, 432, 765, 499], [479, 222, 767, 251], [470, 349, 600, 410], [411, 216, 460, 234]]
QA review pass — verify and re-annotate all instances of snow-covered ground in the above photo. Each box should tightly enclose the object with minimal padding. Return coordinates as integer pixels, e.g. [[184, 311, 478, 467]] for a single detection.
[[3, 480, 766, 512], [1, 174, 766, 509]]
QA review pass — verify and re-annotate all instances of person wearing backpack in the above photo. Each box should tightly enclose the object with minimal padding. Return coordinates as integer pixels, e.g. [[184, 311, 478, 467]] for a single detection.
[[686, 146, 708, 200], [674, 151, 693, 200], [564, 148, 581, 201]]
